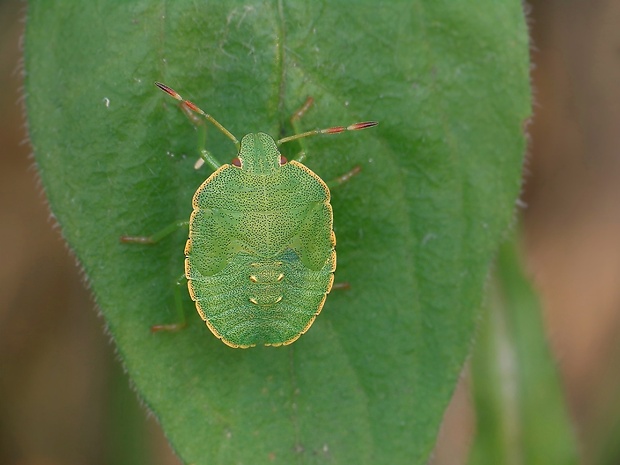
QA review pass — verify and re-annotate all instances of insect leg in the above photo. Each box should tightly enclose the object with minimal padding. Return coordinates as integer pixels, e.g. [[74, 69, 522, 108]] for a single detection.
[[163, 88, 225, 171], [290, 96, 315, 125], [194, 149, 223, 171], [156, 82, 240, 170], [120, 220, 189, 244], [183, 102, 230, 172], [331, 282, 351, 291], [284, 97, 315, 163], [151, 275, 188, 332], [325, 165, 362, 189]]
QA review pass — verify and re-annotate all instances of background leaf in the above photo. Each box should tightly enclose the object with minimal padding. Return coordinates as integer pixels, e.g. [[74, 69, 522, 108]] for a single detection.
[[469, 232, 580, 465], [24, 1, 531, 464]]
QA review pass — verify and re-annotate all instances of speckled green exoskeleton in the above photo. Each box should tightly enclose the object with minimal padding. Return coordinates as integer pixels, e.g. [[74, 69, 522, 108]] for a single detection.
[[121, 82, 377, 348]]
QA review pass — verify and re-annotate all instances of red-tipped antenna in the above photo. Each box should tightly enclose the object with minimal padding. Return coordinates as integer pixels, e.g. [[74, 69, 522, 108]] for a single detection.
[[155, 82, 239, 148], [277, 120, 378, 146]]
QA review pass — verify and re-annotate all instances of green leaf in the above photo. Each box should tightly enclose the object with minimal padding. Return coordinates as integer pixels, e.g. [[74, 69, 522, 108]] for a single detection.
[[24, 1, 531, 464], [469, 233, 580, 465]]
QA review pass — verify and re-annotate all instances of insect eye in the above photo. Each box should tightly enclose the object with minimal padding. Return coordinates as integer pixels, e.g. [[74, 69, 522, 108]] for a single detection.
[[232, 157, 242, 167], [279, 155, 287, 165]]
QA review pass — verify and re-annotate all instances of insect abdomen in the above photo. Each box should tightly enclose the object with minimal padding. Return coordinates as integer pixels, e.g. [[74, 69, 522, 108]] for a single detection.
[[185, 249, 335, 347]]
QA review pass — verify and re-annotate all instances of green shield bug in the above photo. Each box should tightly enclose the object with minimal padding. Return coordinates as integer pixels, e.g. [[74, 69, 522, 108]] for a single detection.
[[121, 82, 377, 348]]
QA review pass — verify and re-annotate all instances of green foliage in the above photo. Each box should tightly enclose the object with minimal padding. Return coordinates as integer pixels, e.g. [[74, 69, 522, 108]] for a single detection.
[[469, 235, 580, 465], [24, 1, 531, 464]]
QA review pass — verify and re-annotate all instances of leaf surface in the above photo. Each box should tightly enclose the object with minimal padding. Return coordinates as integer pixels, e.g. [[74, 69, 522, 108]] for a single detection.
[[25, 2, 531, 464]]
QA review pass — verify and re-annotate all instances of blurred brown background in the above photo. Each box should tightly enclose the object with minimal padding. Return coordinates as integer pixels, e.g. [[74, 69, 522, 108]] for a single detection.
[[2, 1, 619, 464]]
